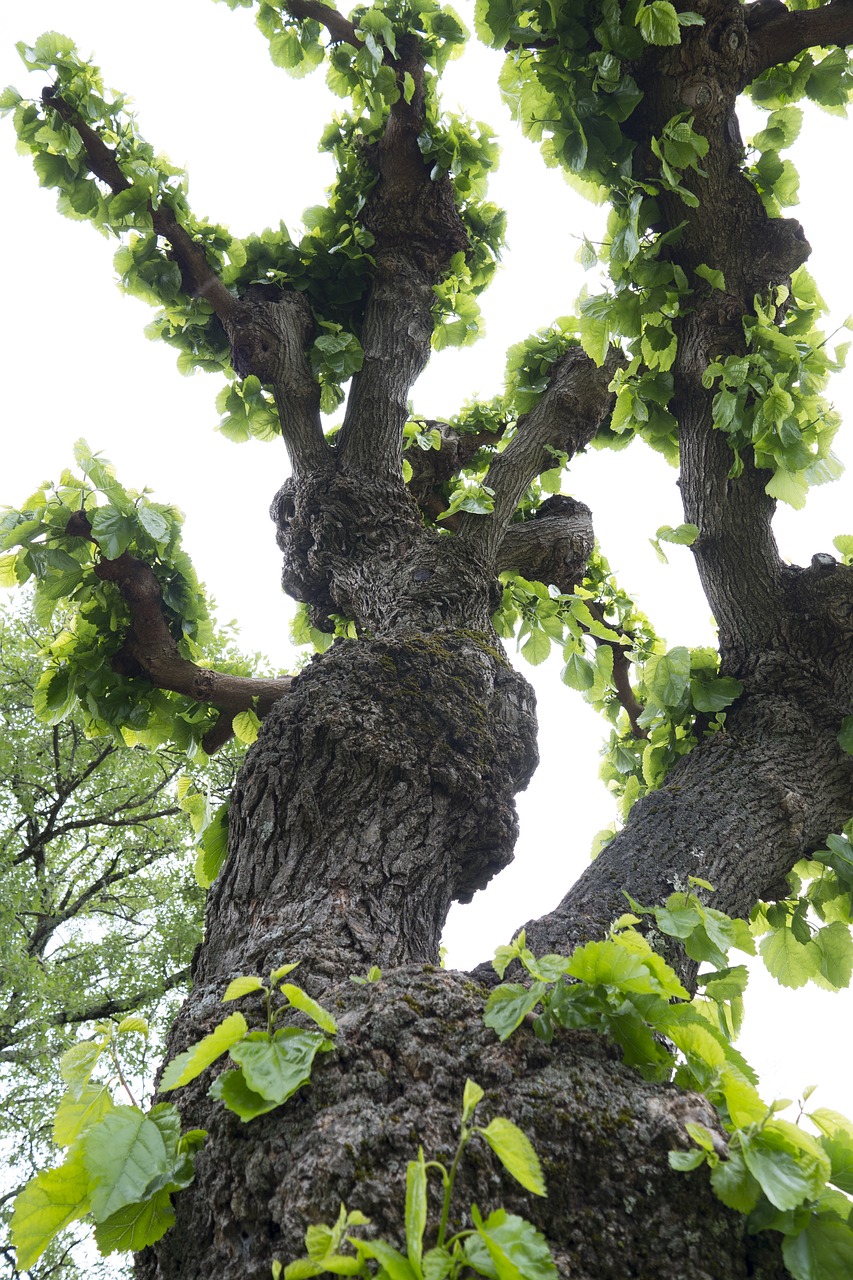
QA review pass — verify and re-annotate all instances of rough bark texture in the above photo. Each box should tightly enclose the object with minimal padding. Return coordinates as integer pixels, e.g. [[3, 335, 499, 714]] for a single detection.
[[140, 971, 787, 1280], [129, 0, 853, 1275]]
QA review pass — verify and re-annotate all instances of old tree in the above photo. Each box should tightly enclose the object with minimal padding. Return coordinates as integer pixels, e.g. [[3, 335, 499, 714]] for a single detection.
[[4, 0, 853, 1275]]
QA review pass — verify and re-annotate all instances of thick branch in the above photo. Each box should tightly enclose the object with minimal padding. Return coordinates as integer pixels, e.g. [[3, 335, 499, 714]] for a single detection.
[[337, 38, 469, 476], [284, 0, 362, 46], [46, 91, 236, 322], [457, 346, 620, 565], [66, 513, 291, 748], [745, 0, 853, 84], [496, 496, 594, 593]]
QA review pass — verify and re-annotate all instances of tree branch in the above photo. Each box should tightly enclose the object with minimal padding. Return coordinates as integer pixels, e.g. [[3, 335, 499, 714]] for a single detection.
[[284, 0, 362, 46], [496, 497, 594, 593], [456, 346, 621, 566], [337, 38, 469, 477], [49, 965, 192, 1028], [66, 512, 291, 750], [226, 290, 329, 475], [745, 0, 853, 85], [46, 90, 237, 323]]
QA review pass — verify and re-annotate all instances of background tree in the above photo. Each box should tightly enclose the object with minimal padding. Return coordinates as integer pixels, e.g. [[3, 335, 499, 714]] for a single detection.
[[0, 597, 244, 1277], [3, 0, 853, 1278]]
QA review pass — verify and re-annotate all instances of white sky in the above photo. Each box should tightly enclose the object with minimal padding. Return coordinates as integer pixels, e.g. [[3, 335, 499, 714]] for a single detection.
[[2, 0, 853, 1114]]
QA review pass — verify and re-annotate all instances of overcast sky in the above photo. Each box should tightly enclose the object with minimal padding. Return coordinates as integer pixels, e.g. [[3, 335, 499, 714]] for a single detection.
[[2, 0, 853, 1113]]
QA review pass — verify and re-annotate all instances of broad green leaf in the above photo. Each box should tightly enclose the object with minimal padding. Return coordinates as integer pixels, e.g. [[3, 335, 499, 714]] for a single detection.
[[422, 1247, 453, 1280], [695, 264, 725, 291], [280, 983, 338, 1034], [232, 707, 261, 744], [561, 652, 595, 691], [59, 1041, 103, 1089], [405, 1150, 428, 1271], [209, 1068, 280, 1122], [709, 1149, 761, 1213], [807, 922, 853, 990], [637, 1, 682, 46], [90, 505, 136, 560], [93, 1187, 175, 1254], [10, 1148, 91, 1270], [478, 1117, 546, 1196], [656, 522, 699, 546], [645, 646, 690, 707], [223, 975, 265, 1001], [53, 1083, 115, 1147], [82, 1108, 171, 1221], [483, 983, 546, 1041], [229, 1027, 328, 1104], [782, 1215, 853, 1280], [668, 1149, 704, 1171], [465, 1206, 557, 1280], [117, 1015, 149, 1036], [690, 676, 743, 713], [521, 628, 551, 666], [819, 1128, 853, 1194], [159, 1012, 248, 1091], [760, 927, 815, 989]]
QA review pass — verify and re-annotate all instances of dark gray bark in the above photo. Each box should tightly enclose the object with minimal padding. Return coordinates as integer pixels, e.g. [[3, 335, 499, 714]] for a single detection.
[[132, 1, 853, 1275]]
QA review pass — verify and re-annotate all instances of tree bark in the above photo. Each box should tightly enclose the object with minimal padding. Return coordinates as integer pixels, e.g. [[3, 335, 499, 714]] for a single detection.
[[134, 2, 853, 1275]]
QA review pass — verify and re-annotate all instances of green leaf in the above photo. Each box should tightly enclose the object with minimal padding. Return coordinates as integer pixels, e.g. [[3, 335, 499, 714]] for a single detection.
[[807, 921, 853, 990], [668, 1149, 705, 1171], [82, 1108, 170, 1221], [53, 1083, 115, 1148], [93, 1187, 175, 1254], [760, 927, 815, 989], [405, 1150, 428, 1271], [59, 1041, 103, 1089], [355, 1239, 418, 1280], [10, 1148, 91, 1270], [279, 983, 338, 1034], [695, 264, 725, 291], [222, 976, 265, 1002], [463, 1078, 485, 1123], [208, 1067, 280, 1122], [637, 1, 682, 46], [229, 1027, 329, 1104], [159, 1012, 248, 1091], [478, 1117, 547, 1196], [520, 628, 551, 666], [232, 707, 261, 744], [690, 676, 743, 713], [483, 983, 546, 1041], [645, 646, 690, 707], [656, 523, 699, 546], [465, 1206, 557, 1279], [561, 652, 595, 691], [90, 505, 136, 560], [783, 1217, 853, 1280], [709, 1149, 761, 1213]]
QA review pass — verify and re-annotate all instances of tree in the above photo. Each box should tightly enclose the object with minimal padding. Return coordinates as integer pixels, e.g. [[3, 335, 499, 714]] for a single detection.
[[0, 597, 240, 1276], [2, 0, 853, 1276]]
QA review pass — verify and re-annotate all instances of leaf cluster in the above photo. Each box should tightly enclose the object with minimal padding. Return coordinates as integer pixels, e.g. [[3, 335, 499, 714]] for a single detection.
[[279, 1079, 555, 1279], [159, 965, 337, 1122], [10, 1019, 205, 1270], [485, 886, 853, 1278]]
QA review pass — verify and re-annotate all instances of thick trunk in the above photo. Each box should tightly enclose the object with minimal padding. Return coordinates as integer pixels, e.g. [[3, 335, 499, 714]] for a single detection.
[[139, 968, 786, 1280]]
